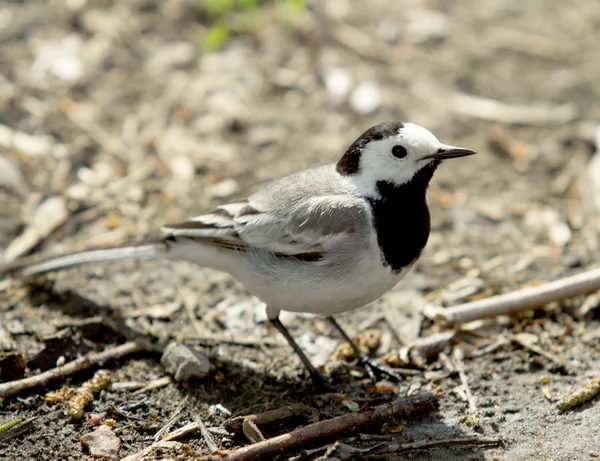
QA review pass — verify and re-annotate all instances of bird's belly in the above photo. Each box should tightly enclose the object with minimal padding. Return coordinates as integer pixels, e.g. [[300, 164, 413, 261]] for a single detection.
[[237, 252, 412, 316]]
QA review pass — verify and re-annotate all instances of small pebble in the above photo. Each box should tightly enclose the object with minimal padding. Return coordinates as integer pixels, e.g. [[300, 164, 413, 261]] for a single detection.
[[206, 178, 239, 199], [80, 425, 121, 458], [324, 68, 352, 99], [146, 41, 195, 76], [548, 221, 572, 247], [350, 82, 381, 114]]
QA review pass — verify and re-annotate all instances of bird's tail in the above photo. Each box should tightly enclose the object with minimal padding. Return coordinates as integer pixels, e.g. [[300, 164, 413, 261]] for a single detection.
[[0, 241, 170, 278]]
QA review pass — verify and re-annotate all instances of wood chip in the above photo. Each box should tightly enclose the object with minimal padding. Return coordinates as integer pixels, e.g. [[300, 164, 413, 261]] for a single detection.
[[3, 196, 69, 262]]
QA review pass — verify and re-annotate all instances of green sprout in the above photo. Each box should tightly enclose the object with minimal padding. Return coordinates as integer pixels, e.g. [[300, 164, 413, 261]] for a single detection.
[[198, 0, 306, 52]]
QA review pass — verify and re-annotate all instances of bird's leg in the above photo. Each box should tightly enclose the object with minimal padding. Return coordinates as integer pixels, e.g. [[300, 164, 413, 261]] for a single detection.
[[269, 317, 334, 391], [327, 316, 403, 383]]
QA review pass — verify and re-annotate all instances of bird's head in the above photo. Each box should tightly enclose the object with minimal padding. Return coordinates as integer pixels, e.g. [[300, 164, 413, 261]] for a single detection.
[[337, 121, 476, 197]]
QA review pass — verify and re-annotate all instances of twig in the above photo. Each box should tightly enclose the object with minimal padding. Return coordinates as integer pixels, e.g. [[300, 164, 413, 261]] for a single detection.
[[510, 334, 565, 368], [439, 266, 600, 325], [486, 27, 574, 59], [242, 419, 265, 444], [192, 414, 219, 454], [181, 289, 205, 337], [451, 93, 578, 125], [406, 330, 455, 368], [184, 335, 280, 348], [153, 397, 189, 441], [365, 436, 502, 457], [381, 330, 455, 369], [0, 341, 151, 398], [121, 421, 200, 461], [315, 442, 367, 460], [557, 376, 600, 412], [453, 348, 478, 416], [329, 23, 389, 61], [0, 417, 37, 444], [131, 376, 172, 395], [198, 391, 441, 461], [224, 404, 315, 433]]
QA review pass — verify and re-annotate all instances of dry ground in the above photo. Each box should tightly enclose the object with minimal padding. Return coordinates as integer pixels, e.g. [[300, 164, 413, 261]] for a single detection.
[[1, 0, 600, 459]]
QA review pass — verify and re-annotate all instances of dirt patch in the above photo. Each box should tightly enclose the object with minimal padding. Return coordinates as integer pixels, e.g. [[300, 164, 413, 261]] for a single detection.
[[1, 0, 600, 460]]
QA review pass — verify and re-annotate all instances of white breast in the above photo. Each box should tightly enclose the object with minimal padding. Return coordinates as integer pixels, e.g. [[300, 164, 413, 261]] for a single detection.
[[230, 234, 413, 318]]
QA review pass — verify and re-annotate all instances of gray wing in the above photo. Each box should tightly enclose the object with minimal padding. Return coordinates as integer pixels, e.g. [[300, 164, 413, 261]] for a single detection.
[[162, 167, 368, 257]]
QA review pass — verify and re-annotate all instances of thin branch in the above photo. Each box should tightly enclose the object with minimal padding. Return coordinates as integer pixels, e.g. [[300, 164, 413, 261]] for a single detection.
[[451, 93, 577, 125], [153, 397, 189, 442], [439, 266, 600, 325], [121, 421, 200, 461], [198, 391, 441, 461], [192, 414, 219, 454], [183, 334, 280, 348], [365, 436, 503, 457], [453, 348, 478, 416], [131, 376, 172, 395], [0, 341, 151, 399]]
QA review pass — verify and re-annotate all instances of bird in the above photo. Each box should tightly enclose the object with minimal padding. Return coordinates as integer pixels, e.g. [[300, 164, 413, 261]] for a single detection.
[[1, 121, 476, 389]]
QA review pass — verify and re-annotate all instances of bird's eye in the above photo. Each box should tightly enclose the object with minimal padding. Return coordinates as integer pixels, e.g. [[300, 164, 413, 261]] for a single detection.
[[391, 145, 408, 159]]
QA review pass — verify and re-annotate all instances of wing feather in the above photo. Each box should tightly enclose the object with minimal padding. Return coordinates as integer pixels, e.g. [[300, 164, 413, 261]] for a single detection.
[[162, 194, 367, 258], [162, 165, 368, 258]]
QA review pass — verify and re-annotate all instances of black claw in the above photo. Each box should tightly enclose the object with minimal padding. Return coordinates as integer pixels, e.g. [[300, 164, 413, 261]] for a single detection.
[[360, 357, 403, 383]]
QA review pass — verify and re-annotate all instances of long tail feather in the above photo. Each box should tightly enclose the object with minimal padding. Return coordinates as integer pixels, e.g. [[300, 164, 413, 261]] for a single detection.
[[1, 241, 169, 278]]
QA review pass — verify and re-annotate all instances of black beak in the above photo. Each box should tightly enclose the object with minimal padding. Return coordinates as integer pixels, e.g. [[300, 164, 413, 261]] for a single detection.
[[423, 145, 477, 161]]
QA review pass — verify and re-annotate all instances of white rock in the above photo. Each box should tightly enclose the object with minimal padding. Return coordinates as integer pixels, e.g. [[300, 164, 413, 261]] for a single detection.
[[146, 42, 195, 76], [31, 35, 84, 83], [350, 82, 381, 114], [208, 403, 232, 417], [0, 123, 53, 157], [169, 155, 195, 180], [524, 208, 571, 247], [324, 68, 352, 99], [548, 221, 572, 247], [206, 178, 239, 199]]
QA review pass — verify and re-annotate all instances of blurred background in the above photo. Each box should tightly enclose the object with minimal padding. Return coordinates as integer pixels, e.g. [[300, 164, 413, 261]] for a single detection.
[[1, 0, 600, 458], [1, 0, 599, 270]]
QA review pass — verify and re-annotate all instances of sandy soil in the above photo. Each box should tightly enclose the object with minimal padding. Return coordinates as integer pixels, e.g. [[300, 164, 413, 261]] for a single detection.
[[1, 0, 600, 459]]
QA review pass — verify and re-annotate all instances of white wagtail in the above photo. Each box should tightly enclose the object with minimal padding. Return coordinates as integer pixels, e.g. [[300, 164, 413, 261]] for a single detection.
[[1, 121, 475, 388]]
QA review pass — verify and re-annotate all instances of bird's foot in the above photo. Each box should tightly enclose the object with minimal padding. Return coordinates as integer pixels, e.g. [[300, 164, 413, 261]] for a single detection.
[[359, 356, 404, 383]]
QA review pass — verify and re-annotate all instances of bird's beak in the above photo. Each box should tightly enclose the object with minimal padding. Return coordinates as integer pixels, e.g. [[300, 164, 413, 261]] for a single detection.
[[423, 145, 477, 161]]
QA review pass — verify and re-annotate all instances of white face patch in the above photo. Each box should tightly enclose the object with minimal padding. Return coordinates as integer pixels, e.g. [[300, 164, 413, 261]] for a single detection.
[[347, 123, 445, 197]]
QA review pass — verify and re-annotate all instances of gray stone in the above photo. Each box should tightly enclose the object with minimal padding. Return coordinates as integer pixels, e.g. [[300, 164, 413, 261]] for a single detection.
[[161, 342, 214, 382]]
